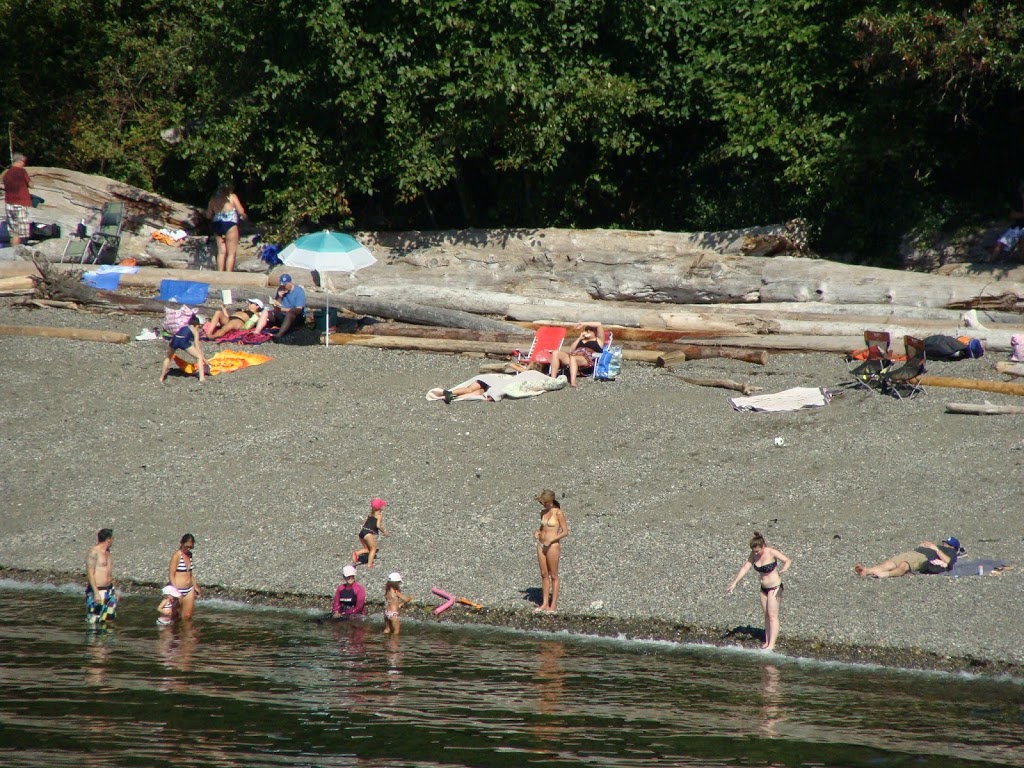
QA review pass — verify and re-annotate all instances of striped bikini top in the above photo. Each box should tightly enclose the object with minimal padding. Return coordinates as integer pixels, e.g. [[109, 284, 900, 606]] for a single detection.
[[176, 551, 193, 572]]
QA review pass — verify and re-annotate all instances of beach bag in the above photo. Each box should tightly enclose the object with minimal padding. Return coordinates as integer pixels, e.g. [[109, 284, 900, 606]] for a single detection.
[[163, 305, 195, 333], [593, 345, 622, 381]]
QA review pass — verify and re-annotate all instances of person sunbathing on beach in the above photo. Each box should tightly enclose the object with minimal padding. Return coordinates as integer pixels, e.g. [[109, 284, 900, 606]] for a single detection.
[[547, 321, 605, 387], [855, 537, 962, 578], [726, 531, 792, 652], [204, 298, 264, 339]]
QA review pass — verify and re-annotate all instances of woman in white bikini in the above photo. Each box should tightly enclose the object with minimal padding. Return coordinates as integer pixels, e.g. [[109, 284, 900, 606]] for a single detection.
[[533, 490, 569, 614], [168, 533, 202, 620], [205, 183, 247, 272], [726, 531, 792, 652]]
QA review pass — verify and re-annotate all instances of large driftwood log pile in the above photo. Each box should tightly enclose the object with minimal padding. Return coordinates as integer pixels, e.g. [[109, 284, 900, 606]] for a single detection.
[[4, 167, 1024, 361]]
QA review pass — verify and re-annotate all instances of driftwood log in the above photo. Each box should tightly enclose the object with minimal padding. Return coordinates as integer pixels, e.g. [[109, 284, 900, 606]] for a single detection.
[[917, 375, 1024, 397], [945, 402, 1024, 415], [656, 346, 768, 366], [337, 297, 531, 335], [0, 276, 34, 296], [661, 372, 763, 396], [995, 362, 1024, 378], [0, 324, 130, 344]]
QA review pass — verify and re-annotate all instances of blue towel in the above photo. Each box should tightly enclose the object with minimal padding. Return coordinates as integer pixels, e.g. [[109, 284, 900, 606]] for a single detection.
[[159, 279, 209, 304], [943, 558, 1011, 577], [83, 272, 122, 290]]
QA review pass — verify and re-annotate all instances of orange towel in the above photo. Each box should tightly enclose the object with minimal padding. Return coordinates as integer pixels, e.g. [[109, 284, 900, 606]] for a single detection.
[[174, 350, 271, 376]]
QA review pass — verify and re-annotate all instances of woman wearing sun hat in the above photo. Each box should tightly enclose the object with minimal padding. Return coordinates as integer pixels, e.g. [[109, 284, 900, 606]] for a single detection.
[[204, 298, 265, 339], [352, 498, 388, 568]]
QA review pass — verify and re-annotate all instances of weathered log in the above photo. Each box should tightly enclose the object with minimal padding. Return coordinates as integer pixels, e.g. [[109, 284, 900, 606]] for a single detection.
[[115, 266, 272, 290], [944, 402, 1024, 415], [336, 296, 532, 335], [325, 334, 521, 355], [356, 322, 533, 344], [0, 276, 34, 292], [327, 333, 662, 364], [917, 375, 1024, 397], [0, 324, 130, 344], [706, 335, 862, 354], [656, 350, 688, 367], [657, 346, 768, 366], [769, 317, 1017, 352], [518, 324, 691, 343], [995, 362, 1024, 378], [662, 372, 763, 396]]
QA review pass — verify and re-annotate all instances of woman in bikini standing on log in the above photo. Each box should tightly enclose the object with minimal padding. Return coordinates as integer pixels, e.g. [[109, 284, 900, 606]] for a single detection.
[[168, 533, 202, 619], [533, 490, 569, 614]]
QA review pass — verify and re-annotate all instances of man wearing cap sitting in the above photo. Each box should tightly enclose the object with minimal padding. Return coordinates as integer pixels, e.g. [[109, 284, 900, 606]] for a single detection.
[[254, 274, 306, 341], [855, 537, 963, 578], [331, 564, 366, 618]]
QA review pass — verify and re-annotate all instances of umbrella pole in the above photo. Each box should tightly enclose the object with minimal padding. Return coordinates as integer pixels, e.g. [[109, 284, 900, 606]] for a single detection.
[[325, 291, 330, 347]]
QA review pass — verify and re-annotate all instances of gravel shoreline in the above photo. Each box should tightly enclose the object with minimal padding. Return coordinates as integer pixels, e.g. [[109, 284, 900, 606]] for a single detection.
[[1, 301, 1021, 676]]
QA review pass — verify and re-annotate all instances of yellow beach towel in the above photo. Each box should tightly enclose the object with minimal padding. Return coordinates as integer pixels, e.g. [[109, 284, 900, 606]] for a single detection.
[[174, 350, 271, 376]]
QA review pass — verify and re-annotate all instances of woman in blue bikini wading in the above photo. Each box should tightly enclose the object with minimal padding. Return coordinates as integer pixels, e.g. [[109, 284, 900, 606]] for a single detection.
[[727, 531, 792, 652]]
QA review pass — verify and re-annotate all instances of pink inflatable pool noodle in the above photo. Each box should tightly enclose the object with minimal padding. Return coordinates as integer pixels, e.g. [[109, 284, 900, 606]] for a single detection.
[[431, 587, 455, 615]]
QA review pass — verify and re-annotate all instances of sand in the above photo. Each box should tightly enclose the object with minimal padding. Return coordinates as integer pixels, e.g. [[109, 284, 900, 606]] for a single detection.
[[0, 300, 1021, 676]]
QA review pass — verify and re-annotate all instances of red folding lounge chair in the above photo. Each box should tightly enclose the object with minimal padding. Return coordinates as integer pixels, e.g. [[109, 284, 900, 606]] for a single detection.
[[515, 325, 566, 366]]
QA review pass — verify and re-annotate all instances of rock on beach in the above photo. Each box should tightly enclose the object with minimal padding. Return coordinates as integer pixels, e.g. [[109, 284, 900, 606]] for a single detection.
[[0, 301, 1021, 675]]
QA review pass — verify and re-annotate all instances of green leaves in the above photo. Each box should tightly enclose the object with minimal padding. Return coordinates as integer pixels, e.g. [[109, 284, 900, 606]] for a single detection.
[[6, 0, 1024, 259]]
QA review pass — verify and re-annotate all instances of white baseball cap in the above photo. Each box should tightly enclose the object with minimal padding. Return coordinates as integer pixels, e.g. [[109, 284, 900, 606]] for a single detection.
[[162, 585, 182, 597], [342, 565, 357, 578], [387, 572, 403, 583]]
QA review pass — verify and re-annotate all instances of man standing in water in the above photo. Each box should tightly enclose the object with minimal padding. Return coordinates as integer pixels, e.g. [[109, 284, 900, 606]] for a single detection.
[[85, 528, 117, 623]]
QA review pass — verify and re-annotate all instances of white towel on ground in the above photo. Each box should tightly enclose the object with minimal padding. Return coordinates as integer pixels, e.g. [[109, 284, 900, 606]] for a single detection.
[[729, 386, 832, 413]]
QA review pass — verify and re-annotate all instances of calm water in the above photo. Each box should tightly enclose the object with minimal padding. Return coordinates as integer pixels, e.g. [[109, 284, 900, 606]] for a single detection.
[[1, 582, 1021, 767]]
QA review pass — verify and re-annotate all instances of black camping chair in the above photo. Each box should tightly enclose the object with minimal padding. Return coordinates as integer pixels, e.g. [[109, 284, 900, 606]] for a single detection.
[[882, 335, 926, 400]]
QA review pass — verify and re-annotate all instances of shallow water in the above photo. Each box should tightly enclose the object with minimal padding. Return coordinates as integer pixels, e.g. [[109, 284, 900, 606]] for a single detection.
[[1, 583, 1021, 767]]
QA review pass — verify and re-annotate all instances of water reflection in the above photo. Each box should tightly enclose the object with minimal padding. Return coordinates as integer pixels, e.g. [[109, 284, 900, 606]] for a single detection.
[[0, 587, 1021, 768], [530, 641, 567, 746], [84, 626, 114, 688], [158, 619, 199, 679], [758, 663, 785, 739]]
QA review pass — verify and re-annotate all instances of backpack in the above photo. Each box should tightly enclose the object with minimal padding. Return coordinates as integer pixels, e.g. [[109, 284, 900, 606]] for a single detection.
[[593, 345, 622, 381]]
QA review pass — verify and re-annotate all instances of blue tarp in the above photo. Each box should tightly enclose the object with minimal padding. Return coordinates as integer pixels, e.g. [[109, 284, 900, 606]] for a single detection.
[[159, 279, 209, 304]]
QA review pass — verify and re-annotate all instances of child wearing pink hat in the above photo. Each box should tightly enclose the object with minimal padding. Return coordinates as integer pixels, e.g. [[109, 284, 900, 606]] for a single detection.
[[352, 498, 388, 568]]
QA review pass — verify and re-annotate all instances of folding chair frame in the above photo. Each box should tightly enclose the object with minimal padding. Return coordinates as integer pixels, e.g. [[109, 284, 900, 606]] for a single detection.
[[848, 330, 893, 393], [882, 335, 926, 400]]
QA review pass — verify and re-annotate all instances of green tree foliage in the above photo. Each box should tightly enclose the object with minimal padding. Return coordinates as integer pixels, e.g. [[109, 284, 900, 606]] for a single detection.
[[2, 0, 1023, 261]]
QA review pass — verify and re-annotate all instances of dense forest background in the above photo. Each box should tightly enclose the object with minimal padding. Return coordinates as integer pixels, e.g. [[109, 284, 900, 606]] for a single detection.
[[2, 0, 1023, 263]]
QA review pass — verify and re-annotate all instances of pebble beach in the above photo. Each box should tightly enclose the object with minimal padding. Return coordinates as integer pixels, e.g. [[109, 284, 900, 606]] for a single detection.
[[1, 301, 1021, 676]]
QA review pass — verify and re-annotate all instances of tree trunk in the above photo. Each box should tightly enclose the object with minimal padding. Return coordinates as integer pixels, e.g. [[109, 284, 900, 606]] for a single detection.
[[657, 345, 769, 365], [0, 324, 130, 344], [918, 375, 1024, 397], [337, 297, 531, 335], [944, 403, 1024, 415], [995, 362, 1024, 378]]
